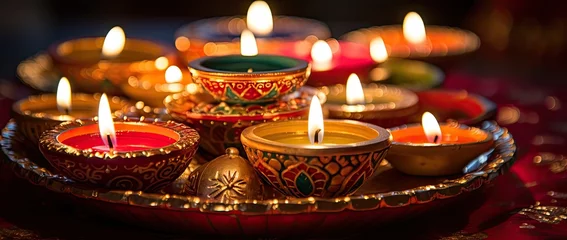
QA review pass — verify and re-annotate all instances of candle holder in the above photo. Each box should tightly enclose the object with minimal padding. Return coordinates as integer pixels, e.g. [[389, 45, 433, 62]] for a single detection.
[[11, 93, 130, 145], [321, 83, 420, 128], [415, 90, 497, 126], [165, 87, 319, 157], [342, 25, 480, 59], [387, 122, 494, 176], [39, 117, 200, 192], [241, 120, 391, 198], [369, 58, 445, 91], [174, 16, 331, 62], [189, 55, 310, 104], [48, 37, 178, 94], [120, 69, 193, 107]]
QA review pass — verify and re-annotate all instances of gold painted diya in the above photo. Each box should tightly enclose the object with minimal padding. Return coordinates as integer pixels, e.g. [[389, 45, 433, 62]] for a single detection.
[[11, 93, 130, 145], [387, 121, 494, 176], [241, 120, 391, 198], [165, 87, 320, 157], [188, 55, 311, 104], [321, 83, 419, 128]]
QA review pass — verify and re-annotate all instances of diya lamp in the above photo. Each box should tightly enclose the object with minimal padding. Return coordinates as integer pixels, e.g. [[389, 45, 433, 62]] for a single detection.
[[241, 96, 391, 198], [174, 0, 331, 62], [275, 39, 375, 87], [321, 73, 419, 128], [39, 93, 200, 192], [189, 29, 310, 104], [387, 112, 494, 176], [11, 77, 130, 145], [120, 65, 194, 107], [342, 12, 480, 66], [48, 26, 179, 94], [368, 37, 445, 91]]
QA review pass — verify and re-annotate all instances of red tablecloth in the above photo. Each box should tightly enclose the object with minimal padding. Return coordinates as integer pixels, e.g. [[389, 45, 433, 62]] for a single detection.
[[1, 70, 567, 239]]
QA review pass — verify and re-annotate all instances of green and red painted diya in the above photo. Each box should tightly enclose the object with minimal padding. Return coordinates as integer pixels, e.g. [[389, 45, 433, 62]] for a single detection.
[[188, 55, 310, 104], [164, 87, 318, 157]]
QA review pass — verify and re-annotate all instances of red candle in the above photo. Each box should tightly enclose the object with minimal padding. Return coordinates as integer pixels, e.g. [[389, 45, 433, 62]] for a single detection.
[[277, 40, 375, 87], [59, 127, 177, 152]]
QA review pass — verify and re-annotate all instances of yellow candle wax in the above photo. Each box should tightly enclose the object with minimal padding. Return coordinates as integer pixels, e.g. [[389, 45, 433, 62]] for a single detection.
[[263, 132, 368, 145]]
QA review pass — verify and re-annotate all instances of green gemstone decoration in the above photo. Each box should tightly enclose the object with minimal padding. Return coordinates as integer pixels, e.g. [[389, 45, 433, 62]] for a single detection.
[[295, 172, 314, 196], [225, 87, 240, 101]]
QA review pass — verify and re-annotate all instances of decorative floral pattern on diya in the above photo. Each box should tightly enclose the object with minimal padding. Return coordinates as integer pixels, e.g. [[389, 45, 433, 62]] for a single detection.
[[164, 87, 318, 157], [244, 146, 388, 198], [38, 117, 200, 192], [188, 55, 311, 104]]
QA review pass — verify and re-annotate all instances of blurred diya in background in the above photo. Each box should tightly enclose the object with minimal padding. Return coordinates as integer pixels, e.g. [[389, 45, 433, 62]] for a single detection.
[[174, 0, 330, 62], [321, 73, 419, 128], [165, 86, 320, 158], [120, 65, 195, 107], [11, 77, 130, 146], [341, 12, 480, 59], [188, 30, 310, 104], [48, 26, 178, 94], [387, 112, 494, 176]]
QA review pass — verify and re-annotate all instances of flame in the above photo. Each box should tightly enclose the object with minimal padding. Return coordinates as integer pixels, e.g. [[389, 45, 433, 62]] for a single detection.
[[346, 73, 365, 105], [246, 0, 273, 36], [165, 66, 183, 83], [403, 12, 426, 44], [311, 40, 333, 71], [240, 29, 258, 56], [308, 95, 324, 144], [154, 57, 169, 70], [370, 37, 388, 63], [422, 112, 442, 143], [102, 26, 126, 58], [56, 77, 72, 113], [98, 93, 117, 149]]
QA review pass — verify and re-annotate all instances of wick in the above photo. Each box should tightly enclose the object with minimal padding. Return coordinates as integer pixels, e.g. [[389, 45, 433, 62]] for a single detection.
[[314, 129, 321, 144], [106, 134, 114, 150], [433, 135, 439, 144], [247, 68, 253, 73], [64, 108, 69, 115]]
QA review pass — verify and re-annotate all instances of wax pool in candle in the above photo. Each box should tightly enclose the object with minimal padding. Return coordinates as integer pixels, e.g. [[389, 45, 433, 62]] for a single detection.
[[55, 38, 166, 63], [263, 132, 368, 145], [392, 125, 487, 144], [61, 131, 176, 152], [199, 55, 299, 72]]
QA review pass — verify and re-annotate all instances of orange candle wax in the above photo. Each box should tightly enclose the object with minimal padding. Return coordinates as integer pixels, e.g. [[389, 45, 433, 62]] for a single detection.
[[391, 125, 487, 144]]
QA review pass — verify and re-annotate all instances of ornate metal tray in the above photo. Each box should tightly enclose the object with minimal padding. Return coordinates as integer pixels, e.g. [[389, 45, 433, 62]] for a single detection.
[[1, 120, 515, 237]]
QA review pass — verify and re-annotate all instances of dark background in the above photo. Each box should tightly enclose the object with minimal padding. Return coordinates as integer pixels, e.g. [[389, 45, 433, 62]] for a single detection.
[[1, 0, 567, 82]]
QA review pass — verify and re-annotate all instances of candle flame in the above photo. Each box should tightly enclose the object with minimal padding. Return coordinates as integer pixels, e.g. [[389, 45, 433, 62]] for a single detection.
[[310, 40, 333, 71], [308, 95, 324, 144], [403, 12, 426, 44], [422, 112, 442, 144], [240, 29, 258, 56], [165, 66, 183, 83], [246, 0, 273, 36], [102, 26, 126, 58], [98, 93, 117, 149], [370, 37, 388, 63], [56, 77, 72, 114], [346, 73, 365, 105], [154, 56, 169, 70]]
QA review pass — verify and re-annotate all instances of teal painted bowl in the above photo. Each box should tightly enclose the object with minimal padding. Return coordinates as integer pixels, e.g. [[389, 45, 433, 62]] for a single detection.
[[241, 120, 391, 198], [189, 55, 310, 104]]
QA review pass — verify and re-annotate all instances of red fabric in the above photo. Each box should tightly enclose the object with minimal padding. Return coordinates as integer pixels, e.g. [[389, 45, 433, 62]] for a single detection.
[[1, 70, 567, 239]]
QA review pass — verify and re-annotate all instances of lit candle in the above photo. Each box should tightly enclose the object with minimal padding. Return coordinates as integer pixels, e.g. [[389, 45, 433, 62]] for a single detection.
[[48, 26, 178, 94], [321, 73, 419, 128], [188, 30, 310, 104], [174, 0, 330, 61], [12, 78, 129, 145], [386, 112, 494, 176], [342, 11, 480, 59], [39, 111, 200, 191]]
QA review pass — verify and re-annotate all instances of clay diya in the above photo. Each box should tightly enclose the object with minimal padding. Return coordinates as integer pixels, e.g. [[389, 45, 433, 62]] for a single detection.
[[48, 26, 178, 94], [11, 77, 130, 145], [174, 0, 330, 62], [241, 96, 391, 198], [39, 94, 200, 192], [321, 74, 419, 128], [415, 90, 497, 125], [387, 112, 494, 176], [188, 30, 310, 104], [342, 12, 480, 59], [165, 87, 319, 157]]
